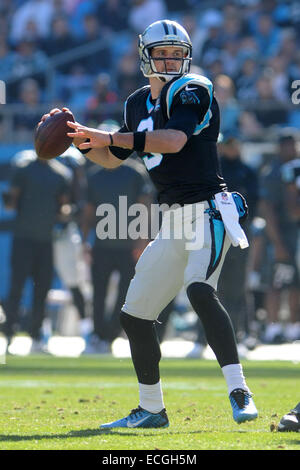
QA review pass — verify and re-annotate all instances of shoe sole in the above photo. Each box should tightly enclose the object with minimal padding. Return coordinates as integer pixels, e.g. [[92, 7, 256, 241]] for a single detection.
[[235, 413, 258, 424], [100, 422, 169, 429], [278, 423, 300, 432]]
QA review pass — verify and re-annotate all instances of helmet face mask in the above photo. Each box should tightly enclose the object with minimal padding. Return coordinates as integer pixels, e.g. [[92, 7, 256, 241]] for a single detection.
[[139, 20, 192, 81]]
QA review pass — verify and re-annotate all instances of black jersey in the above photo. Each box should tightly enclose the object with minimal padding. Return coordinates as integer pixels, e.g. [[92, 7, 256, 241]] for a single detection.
[[110, 73, 227, 206]]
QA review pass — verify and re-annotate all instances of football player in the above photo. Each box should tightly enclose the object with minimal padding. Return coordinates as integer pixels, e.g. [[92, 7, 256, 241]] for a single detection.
[[40, 20, 258, 428]]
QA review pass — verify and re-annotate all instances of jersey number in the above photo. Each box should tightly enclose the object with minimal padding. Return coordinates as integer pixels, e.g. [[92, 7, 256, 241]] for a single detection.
[[137, 117, 163, 171]]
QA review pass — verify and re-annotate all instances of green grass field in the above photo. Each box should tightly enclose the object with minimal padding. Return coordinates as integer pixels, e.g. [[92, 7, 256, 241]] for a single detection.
[[0, 355, 299, 450]]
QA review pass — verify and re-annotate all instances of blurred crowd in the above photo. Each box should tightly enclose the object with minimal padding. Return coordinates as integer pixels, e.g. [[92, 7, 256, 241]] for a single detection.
[[0, 0, 300, 355], [0, 128, 299, 354], [0, 0, 300, 142]]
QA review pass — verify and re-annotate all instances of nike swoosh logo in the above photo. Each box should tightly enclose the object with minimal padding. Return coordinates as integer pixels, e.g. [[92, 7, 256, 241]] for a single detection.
[[127, 415, 149, 428], [185, 85, 198, 91]]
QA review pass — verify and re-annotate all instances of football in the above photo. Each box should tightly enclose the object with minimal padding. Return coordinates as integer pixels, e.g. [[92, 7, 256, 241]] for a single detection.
[[34, 110, 75, 160]]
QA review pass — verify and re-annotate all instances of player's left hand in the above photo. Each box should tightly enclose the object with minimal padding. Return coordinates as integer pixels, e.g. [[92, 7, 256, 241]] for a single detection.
[[67, 121, 111, 149]]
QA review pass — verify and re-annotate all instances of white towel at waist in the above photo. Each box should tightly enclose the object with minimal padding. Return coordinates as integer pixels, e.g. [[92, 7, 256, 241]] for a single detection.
[[214, 192, 249, 249]]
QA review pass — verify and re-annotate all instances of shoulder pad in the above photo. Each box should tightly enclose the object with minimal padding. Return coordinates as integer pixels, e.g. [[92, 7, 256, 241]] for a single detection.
[[165, 73, 213, 118], [48, 159, 72, 182], [12, 149, 37, 168], [281, 158, 300, 183]]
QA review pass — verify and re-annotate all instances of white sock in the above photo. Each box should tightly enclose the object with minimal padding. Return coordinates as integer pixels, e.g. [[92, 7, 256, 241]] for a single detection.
[[139, 380, 165, 414], [221, 363, 250, 395]]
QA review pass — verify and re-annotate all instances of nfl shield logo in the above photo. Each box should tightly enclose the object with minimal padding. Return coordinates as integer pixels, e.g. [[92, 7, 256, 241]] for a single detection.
[[221, 193, 228, 201]]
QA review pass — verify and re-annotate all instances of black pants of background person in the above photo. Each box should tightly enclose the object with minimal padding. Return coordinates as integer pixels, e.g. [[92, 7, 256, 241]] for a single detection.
[[3, 236, 53, 340], [92, 245, 136, 343], [217, 244, 249, 341], [156, 300, 207, 345]]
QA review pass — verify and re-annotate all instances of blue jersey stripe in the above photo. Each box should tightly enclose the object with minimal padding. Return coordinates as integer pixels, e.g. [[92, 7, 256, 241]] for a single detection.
[[212, 218, 225, 267], [146, 92, 154, 113]]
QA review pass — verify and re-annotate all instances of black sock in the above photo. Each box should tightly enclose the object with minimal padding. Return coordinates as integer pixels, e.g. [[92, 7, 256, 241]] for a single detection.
[[187, 282, 239, 367], [120, 311, 161, 385], [70, 287, 86, 320]]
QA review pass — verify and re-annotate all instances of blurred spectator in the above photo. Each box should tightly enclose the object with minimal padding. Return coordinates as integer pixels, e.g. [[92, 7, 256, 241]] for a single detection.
[[69, 0, 100, 38], [222, 2, 242, 22], [252, 74, 288, 128], [222, 15, 243, 44], [81, 14, 103, 43], [0, 39, 16, 82], [200, 8, 223, 30], [267, 55, 290, 103], [164, 0, 193, 10], [259, 131, 300, 343], [0, 0, 300, 351], [79, 14, 111, 74], [1, 151, 70, 352], [200, 18, 224, 68], [274, 3, 293, 28], [115, 41, 146, 101], [11, 39, 48, 81], [128, 0, 167, 33], [288, 51, 300, 88], [219, 136, 259, 218], [42, 15, 77, 58], [10, 0, 55, 45], [0, 0, 15, 21], [217, 135, 259, 341], [0, 17, 10, 45], [220, 40, 241, 78], [0, 0, 298, 143], [245, 216, 270, 342], [13, 78, 43, 142], [17, 18, 42, 44], [180, 14, 207, 66], [54, 146, 92, 341], [97, 0, 129, 34], [59, 65, 94, 106], [239, 111, 264, 141], [214, 74, 240, 137], [279, 143, 300, 342], [86, 73, 118, 118], [52, 0, 70, 17], [236, 57, 260, 102], [279, 29, 297, 63], [253, 14, 282, 58], [205, 58, 224, 82], [237, 35, 259, 64]]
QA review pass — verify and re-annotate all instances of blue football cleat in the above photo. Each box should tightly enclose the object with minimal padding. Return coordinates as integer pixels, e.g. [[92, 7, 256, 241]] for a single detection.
[[100, 406, 169, 429], [229, 388, 258, 424]]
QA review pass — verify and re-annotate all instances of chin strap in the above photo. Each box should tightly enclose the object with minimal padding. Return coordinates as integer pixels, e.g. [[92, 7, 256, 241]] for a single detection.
[[156, 73, 181, 82]]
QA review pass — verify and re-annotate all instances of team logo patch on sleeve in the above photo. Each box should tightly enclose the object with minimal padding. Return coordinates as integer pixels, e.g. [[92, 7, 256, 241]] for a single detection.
[[180, 89, 200, 105]]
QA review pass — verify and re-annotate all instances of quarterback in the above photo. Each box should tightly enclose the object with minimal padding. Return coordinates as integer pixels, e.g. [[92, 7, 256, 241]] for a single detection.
[[42, 20, 258, 428]]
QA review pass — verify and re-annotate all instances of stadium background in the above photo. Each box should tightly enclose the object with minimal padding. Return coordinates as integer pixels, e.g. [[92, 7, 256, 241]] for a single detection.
[[0, 0, 300, 351]]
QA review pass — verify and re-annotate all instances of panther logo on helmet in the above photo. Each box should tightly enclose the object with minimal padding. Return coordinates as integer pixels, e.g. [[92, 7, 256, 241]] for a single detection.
[[138, 20, 192, 82]]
